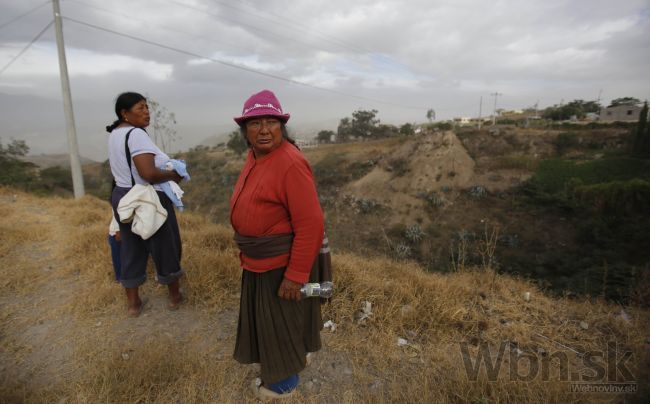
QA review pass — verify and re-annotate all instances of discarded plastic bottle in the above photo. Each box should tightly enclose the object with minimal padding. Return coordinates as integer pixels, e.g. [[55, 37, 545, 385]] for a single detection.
[[300, 281, 334, 298]]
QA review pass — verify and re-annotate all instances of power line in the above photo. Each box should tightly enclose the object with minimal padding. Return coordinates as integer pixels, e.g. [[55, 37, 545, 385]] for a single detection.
[[164, 0, 337, 54], [208, 0, 371, 56], [168, 0, 425, 78], [72, 0, 354, 56], [63, 16, 428, 111], [66, 0, 243, 50], [70, 0, 431, 87], [0, 1, 50, 31], [0, 20, 54, 76], [210, 0, 423, 76]]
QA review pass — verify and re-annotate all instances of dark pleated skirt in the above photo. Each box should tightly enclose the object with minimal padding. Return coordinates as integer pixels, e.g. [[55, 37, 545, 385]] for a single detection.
[[233, 266, 322, 384]]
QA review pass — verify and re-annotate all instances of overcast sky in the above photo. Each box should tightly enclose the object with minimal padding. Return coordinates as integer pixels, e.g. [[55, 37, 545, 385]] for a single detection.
[[1, 0, 649, 160]]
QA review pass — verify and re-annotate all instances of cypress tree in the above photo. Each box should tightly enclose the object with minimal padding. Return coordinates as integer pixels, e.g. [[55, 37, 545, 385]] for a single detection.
[[634, 101, 648, 157], [645, 103, 650, 156]]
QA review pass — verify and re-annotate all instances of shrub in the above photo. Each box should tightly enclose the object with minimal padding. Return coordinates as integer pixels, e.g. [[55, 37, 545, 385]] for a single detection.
[[312, 154, 350, 189], [342, 195, 380, 214], [387, 158, 409, 176], [554, 132, 579, 155], [468, 186, 487, 199], [573, 179, 650, 215], [348, 160, 375, 180], [417, 191, 444, 208], [425, 122, 453, 131], [491, 155, 539, 171], [530, 157, 650, 195], [0, 139, 37, 189], [39, 166, 73, 194], [394, 243, 411, 259], [404, 224, 425, 243]]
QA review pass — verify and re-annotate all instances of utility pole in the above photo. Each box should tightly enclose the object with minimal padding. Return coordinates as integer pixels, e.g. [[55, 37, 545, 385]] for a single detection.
[[52, 0, 84, 198], [478, 96, 483, 130], [491, 92, 502, 125]]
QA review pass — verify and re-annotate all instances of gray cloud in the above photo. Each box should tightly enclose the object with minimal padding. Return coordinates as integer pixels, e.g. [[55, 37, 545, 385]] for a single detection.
[[1, 0, 649, 160]]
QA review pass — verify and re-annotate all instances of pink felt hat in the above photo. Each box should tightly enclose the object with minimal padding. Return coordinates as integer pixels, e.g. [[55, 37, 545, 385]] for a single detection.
[[234, 89, 290, 125]]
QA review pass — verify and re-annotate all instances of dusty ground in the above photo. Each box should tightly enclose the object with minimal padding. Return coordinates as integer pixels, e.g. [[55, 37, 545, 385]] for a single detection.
[[0, 192, 351, 403], [341, 131, 534, 227]]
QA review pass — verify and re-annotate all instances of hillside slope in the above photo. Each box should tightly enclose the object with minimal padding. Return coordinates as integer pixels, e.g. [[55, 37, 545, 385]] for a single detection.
[[343, 131, 475, 226], [1, 188, 648, 403]]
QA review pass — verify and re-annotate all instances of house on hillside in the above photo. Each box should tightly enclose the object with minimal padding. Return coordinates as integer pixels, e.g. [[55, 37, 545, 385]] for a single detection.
[[599, 105, 644, 122], [295, 138, 319, 149], [453, 117, 471, 125]]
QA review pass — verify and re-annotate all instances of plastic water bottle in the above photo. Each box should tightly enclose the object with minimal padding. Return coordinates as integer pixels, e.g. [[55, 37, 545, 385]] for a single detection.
[[301, 281, 334, 298]]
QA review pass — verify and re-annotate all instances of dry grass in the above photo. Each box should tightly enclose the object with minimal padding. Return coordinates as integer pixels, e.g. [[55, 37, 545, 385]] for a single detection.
[[0, 186, 648, 403]]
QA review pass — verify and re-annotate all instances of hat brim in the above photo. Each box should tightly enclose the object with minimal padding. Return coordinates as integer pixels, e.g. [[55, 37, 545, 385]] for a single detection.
[[234, 111, 290, 126]]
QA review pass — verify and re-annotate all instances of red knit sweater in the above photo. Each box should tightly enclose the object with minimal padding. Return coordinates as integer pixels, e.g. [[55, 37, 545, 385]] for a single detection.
[[230, 140, 324, 284]]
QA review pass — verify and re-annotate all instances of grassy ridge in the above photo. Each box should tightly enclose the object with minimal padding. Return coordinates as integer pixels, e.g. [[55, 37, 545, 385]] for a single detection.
[[1, 188, 649, 402]]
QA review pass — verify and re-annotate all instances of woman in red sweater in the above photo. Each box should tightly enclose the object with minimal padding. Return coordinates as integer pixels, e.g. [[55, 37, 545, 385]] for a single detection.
[[230, 90, 325, 399]]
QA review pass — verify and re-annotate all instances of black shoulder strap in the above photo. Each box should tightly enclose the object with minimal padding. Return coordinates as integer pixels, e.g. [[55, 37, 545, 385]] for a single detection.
[[125, 128, 136, 187]]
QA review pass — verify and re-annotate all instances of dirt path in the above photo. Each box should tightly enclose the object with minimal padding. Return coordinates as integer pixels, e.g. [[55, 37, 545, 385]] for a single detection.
[[0, 192, 349, 403]]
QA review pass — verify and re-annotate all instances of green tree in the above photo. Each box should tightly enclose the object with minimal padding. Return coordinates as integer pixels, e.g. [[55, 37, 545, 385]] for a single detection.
[[336, 117, 353, 142], [0, 139, 36, 188], [633, 101, 649, 157], [374, 124, 398, 138], [226, 130, 248, 155], [399, 123, 415, 136], [554, 132, 579, 156], [582, 100, 602, 113], [542, 99, 602, 121], [608, 97, 641, 107], [351, 109, 380, 139], [426, 109, 435, 123], [315, 130, 335, 144]]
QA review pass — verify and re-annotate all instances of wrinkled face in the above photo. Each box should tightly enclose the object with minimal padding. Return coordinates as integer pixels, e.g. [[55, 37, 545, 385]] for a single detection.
[[121, 99, 150, 128], [245, 116, 283, 157]]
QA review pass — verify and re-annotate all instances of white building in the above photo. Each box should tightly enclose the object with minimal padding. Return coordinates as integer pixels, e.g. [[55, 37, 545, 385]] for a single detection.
[[599, 105, 645, 122]]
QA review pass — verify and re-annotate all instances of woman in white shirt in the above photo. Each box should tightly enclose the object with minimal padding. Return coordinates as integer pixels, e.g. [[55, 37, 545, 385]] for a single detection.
[[107, 92, 184, 317]]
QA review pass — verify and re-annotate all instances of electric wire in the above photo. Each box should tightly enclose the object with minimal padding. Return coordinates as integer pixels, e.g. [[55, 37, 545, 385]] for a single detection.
[[207, 0, 425, 76], [70, 0, 433, 88], [208, 0, 365, 54], [175, 0, 428, 77], [164, 0, 339, 54], [65, 0, 242, 50], [63, 16, 429, 111], [0, 20, 54, 76], [0, 1, 50, 31]]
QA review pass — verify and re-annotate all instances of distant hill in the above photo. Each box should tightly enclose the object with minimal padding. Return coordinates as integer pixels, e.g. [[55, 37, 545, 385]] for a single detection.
[[21, 154, 98, 168], [198, 131, 231, 148], [197, 123, 334, 148]]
